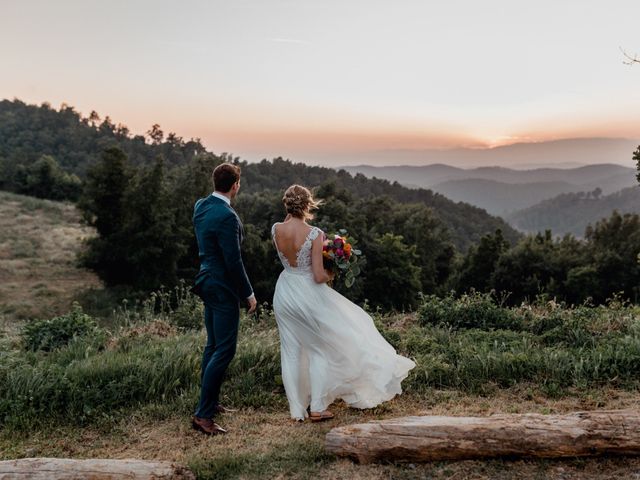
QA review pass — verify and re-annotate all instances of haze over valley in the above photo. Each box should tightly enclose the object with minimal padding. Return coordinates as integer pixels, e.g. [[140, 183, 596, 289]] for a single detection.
[[343, 138, 638, 222]]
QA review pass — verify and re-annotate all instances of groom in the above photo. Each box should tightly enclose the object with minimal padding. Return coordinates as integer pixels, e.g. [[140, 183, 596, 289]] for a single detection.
[[191, 162, 257, 435]]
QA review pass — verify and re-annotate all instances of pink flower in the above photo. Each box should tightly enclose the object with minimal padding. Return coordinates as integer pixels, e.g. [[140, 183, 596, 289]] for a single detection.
[[336, 248, 344, 257]]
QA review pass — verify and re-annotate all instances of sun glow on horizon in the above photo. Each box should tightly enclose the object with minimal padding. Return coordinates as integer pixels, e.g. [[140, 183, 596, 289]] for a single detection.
[[2, 1, 639, 166]]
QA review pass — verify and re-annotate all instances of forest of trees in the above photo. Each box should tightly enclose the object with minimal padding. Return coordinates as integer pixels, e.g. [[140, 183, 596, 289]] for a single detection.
[[0, 99, 207, 173], [0, 99, 518, 250], [2, 99, 640, 309], [79, 149, 456, 310], [507, 186, 640, 237], [78, 149, 640, 308], [452, 215, 640, 305]]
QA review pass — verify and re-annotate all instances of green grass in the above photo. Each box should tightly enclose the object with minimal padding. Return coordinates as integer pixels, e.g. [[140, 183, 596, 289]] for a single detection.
[[0, 334, 197, 429], [402, 325, 640, 395], [0, 291, 285, 430], [2, 291, 640, 432], [0, 327, 286, 430], [400, 294, 640, 394], [2, 290, 640, 479]]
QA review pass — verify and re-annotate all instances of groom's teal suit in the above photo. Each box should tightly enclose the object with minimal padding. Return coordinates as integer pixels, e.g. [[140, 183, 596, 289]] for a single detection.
[[193, 193, 253, 419]]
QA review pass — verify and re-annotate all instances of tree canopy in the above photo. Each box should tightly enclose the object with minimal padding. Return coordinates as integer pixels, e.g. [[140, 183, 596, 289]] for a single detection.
[[2, 99, 639, 308]]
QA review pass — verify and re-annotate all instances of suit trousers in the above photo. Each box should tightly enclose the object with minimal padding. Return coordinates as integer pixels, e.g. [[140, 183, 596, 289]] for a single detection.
[[194, 281, 239, 419]]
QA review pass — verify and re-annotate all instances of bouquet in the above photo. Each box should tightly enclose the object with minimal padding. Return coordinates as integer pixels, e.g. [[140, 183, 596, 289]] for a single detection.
[[322, 229, 362, 288]]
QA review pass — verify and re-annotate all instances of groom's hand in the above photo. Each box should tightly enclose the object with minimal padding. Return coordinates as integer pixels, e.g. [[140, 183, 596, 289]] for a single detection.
[[247, 295, 257, 314]]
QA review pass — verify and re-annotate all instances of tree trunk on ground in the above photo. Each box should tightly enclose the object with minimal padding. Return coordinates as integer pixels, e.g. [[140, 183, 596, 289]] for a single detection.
[[325, 409, 640, 464], [0, 458, 194, 480]]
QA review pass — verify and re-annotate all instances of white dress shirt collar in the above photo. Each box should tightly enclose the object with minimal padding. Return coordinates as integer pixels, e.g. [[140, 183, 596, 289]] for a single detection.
[[212, 191, 231, 205]]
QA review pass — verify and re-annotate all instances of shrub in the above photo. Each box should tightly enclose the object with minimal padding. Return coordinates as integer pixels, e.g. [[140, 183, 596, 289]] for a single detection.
[[224, 327, 284, 409], [418, 292, 522, 331], [21, 304, 100, 351], [168, 283, 204, 331], [115, 282, 204, 331]]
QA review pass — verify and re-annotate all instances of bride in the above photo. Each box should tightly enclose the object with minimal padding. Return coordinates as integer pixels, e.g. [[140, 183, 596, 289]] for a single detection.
[[271, 184, 416, 422]]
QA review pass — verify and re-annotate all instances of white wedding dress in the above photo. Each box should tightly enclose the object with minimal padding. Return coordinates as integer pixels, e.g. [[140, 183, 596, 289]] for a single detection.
[[271, 223, 416, 420]]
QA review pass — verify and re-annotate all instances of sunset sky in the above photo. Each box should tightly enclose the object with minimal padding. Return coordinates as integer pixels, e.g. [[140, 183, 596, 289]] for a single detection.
[[2, 0, 640, 165]]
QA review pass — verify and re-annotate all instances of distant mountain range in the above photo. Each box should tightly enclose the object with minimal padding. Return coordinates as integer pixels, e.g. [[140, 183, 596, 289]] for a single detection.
[[506, 186, 640, 237], [338, 138, 638, 169], [343, 162, 637, 215]]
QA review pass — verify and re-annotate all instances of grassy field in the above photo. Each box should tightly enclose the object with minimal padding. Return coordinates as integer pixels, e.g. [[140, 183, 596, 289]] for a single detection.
[[0, 191, 100, 332], [2, 192, 640, 479], [3, 306, 640, 480]]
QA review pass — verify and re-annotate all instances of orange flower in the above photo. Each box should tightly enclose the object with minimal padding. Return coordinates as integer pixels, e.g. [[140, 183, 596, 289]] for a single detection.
[[344, 244, 352, 253]]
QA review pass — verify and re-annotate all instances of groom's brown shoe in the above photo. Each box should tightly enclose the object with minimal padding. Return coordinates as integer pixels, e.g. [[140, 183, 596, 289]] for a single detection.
[[192, 416, 227, 435]]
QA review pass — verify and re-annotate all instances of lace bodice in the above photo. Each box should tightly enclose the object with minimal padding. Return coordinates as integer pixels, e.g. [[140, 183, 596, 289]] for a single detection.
[[271, 223, 321, 273]]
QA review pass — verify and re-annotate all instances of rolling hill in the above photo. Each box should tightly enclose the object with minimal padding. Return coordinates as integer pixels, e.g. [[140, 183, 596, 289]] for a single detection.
[[344, 163, 637, 215], [0, 191, 100, 326], [432, 179, 581, 216], [506, 186, 640, 237], [344, 163, 635, 188]]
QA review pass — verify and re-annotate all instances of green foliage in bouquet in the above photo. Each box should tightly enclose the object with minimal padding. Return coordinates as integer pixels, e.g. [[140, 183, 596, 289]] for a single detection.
[[322, 229, 362, 288]]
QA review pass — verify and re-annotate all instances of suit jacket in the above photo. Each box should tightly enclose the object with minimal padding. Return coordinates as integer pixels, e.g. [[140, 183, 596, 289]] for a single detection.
[[192, 195, 253, 301]]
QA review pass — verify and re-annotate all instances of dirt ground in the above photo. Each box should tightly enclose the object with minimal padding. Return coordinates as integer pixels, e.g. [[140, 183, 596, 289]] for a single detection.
[[3, 388, 640, 479]]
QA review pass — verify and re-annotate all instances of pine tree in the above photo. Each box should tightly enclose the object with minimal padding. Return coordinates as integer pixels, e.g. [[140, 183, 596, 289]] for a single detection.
[[363, 233, 422, 310], [455, 229, 510, 293], [119, 157, 184, 290], [79, 147, 131, 285], [80, 147, 129, 237]]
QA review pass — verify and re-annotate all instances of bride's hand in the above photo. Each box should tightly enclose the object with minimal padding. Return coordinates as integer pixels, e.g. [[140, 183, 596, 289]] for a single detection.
[[325, 269, 335, 282]]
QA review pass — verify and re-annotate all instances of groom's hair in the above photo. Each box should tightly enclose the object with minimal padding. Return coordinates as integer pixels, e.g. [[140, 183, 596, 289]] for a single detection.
[[213, 163, 241, 193]]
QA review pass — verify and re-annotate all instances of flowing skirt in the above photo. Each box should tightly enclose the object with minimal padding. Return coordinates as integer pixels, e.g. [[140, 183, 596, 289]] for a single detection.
[[273, 269, 416, 420]]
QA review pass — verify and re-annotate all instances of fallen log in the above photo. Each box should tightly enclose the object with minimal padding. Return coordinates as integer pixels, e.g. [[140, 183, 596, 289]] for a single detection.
[[326, 409, 640, 464], [0, 458, 194, 480]]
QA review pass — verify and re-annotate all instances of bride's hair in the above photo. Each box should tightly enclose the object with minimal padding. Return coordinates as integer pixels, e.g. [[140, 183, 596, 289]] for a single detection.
[[283, 185, 322, 220]]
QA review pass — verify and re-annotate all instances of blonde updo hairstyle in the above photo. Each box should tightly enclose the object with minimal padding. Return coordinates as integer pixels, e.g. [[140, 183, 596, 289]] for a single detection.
[[282, 184, 322, 221]]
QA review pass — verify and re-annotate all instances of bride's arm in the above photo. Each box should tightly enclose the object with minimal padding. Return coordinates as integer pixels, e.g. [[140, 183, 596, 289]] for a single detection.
[[311, 233, 332, 284]]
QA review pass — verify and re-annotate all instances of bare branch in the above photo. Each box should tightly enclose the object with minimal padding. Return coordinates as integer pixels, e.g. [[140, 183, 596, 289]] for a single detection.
[[620, 47, 640, 65]]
